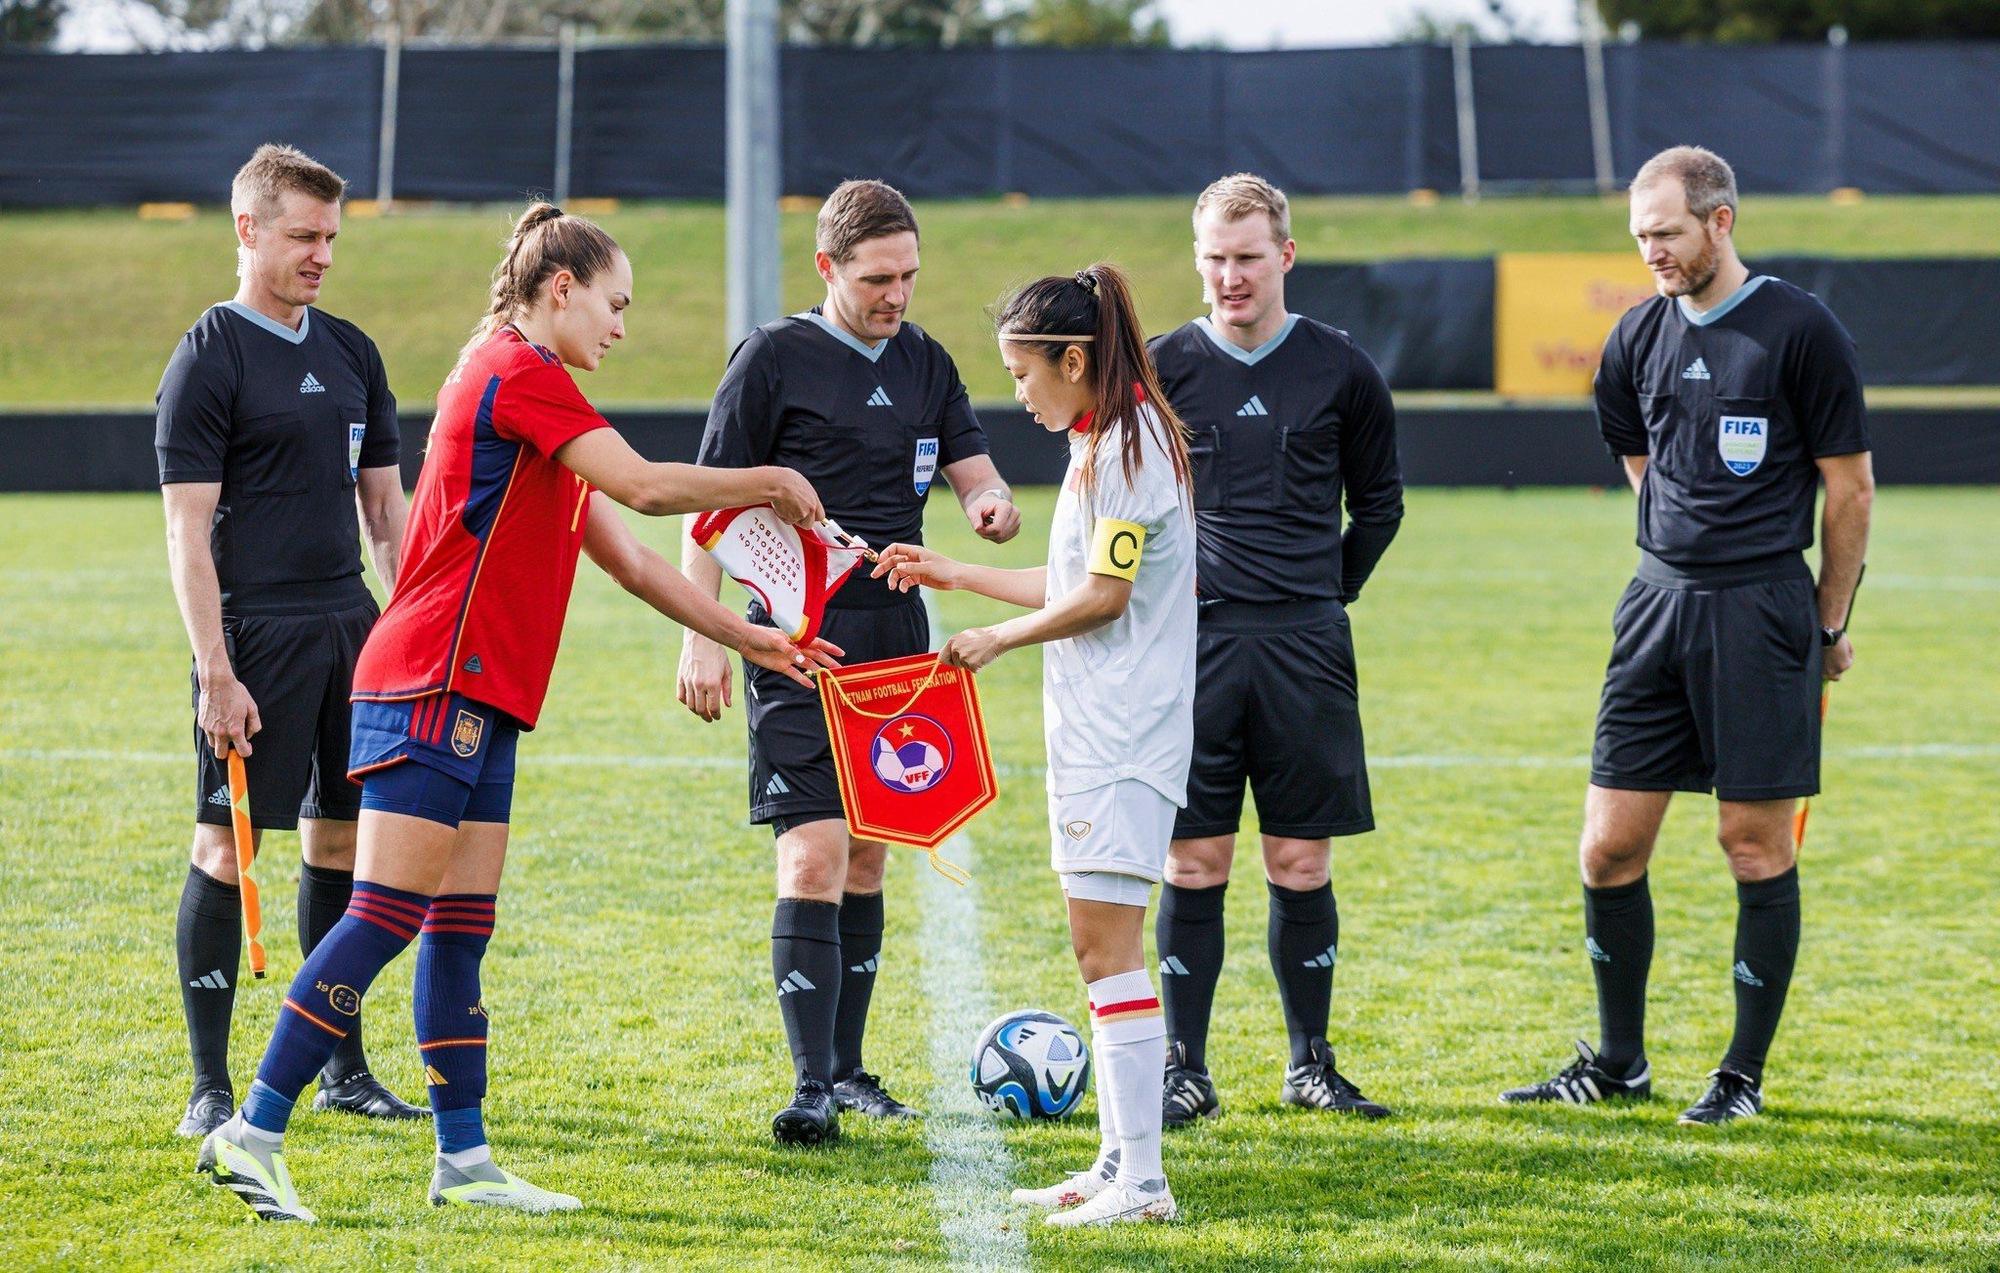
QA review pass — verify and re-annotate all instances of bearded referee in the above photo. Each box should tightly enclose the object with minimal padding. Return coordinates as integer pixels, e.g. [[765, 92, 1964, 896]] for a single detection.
[[157, 145, 420, 1137], [678, 180, 1019, 1144], [1147, 174, 1403, 1126], [1501, 147, 1872, 1124]]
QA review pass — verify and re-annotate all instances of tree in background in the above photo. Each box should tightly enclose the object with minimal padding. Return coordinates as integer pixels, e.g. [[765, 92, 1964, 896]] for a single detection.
[[1, 0, 66, 44], [1004, 0, 1165, 47], [1598, 0, 2000, 41]]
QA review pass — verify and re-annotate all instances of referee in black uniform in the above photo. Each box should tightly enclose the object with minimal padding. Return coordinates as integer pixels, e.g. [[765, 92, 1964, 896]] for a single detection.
[[1501, 147, 1872, 1125], [158, 145, 422, 1137], [1148, 174, 1403, 1126], [678, 180, 1020, 1145]]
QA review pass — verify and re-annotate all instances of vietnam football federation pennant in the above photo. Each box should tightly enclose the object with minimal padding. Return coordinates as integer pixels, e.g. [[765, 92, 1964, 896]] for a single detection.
[[691, 506, 871, 645], [818, 653, 999, 883], [225, 749, 266, 979]]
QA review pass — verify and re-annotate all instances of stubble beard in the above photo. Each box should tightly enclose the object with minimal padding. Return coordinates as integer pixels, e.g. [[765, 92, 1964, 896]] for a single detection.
[[1661, 229, 1721, 300]]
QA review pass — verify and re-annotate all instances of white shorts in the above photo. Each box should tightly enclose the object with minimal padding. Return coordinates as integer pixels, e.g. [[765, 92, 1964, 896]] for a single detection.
[[1050, 780, 1175, 906]]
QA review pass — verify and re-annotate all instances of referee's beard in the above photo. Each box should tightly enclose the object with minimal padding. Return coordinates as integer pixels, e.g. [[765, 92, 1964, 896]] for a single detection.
[[1658, 229, 1721, 300]]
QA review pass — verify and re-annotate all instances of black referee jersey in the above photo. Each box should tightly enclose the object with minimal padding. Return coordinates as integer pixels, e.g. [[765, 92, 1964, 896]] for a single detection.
[[697, 307, 990, 606], [1595, 276, 1869, 568], [1149, 314, 1404, 605], [156, 302, 400, 615]]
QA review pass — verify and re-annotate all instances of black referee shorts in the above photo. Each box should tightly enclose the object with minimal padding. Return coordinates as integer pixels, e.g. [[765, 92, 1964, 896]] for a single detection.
[[744, 598, 931, 834], [192, 600, 377, 831], [1175, 599, 1375, 842], [1591, 554, 1822, 803]]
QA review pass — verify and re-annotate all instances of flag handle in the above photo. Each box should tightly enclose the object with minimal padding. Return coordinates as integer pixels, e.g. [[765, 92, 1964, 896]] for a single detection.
[[1795, 562, 1865, 852], [225, 749, 266, 979]]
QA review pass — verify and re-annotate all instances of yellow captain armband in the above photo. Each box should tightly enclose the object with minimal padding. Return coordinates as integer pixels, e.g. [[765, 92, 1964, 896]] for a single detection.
[[1088, 518, 1146, 581]]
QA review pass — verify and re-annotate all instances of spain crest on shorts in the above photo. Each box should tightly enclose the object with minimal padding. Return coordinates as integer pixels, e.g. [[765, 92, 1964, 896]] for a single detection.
[[451, 709, 484, 758]]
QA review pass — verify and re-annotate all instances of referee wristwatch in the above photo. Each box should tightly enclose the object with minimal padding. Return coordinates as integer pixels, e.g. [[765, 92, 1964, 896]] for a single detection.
[[1820, 625, 1844, 647]]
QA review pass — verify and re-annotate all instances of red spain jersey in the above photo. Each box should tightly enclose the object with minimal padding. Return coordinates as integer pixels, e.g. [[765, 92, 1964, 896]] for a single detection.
[[352, 326, 606, 728]]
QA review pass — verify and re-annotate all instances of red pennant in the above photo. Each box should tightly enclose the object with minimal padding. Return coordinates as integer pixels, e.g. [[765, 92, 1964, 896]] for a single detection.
[[817, 653, 999, 878], [691, 506, 867, 645]]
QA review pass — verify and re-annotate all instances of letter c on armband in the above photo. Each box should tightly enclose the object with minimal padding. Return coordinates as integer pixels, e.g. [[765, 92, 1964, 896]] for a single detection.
[[1088, 518, 1146, 582]]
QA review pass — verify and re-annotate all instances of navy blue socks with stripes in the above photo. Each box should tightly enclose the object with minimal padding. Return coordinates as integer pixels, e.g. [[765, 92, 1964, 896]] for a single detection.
[[416, 894, 496, 1153]]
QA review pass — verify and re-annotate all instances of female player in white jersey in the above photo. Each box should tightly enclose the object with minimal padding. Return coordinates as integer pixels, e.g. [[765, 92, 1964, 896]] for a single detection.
[[875, 263, 1196, 1226]]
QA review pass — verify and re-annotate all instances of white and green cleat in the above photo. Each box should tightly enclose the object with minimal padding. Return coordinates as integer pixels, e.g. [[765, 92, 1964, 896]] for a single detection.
[[196, 1114, 316, 1223], [429, 1156, 582, 1213]]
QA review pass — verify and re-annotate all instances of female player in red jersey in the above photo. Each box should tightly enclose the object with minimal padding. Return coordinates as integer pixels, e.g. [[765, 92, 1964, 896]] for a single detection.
[[198, 203, 839, 1222]]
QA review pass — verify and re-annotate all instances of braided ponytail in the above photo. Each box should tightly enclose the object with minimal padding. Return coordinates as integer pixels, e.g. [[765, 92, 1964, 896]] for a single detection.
[[459, 201, 620, 359]]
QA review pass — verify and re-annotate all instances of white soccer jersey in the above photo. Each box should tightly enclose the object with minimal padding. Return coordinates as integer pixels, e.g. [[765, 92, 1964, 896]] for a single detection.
[[1043, 406, 1197, 805]]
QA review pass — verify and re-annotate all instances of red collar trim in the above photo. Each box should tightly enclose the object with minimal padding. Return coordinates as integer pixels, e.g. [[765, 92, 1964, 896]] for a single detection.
[[1070, 383, 1145, 434]]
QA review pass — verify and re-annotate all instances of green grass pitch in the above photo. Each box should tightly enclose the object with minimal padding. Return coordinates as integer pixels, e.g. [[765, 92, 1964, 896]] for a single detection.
[[1, 485, 1996, 1269], [4, 193, 1998, 408]]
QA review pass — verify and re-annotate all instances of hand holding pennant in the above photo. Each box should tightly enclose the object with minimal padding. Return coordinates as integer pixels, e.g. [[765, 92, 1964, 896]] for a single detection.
[[225, 749, 265, 979], [817, 653, 999, 883], [691, 506, 871, 646]]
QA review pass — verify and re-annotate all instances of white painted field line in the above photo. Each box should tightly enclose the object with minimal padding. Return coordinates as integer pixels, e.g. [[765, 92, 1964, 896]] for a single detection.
[[918, 834, 1030, 1272]]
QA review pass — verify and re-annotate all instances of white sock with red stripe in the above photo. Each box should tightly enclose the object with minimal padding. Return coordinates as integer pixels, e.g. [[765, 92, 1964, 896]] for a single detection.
[[1088, 968, 1167, 1191]]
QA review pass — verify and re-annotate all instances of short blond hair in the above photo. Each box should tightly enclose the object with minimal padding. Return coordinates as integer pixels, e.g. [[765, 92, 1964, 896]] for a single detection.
[[1193, 172, 1291, 246], [1631, 146, 1738, 221], [230, 143, 345, 219], [815, 179, 919, 264]]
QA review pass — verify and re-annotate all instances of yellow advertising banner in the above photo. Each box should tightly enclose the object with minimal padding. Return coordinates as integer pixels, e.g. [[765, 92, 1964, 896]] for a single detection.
[[1495, 252, 1659, 398]]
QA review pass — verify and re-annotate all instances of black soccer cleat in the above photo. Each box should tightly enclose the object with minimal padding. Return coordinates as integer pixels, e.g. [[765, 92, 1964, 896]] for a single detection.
[[833, 1070, 922, 1119], [312, 1069, 430, 1120], [1678, 1068, 1763, 1126], [176, 1087, 234, 1139], [1499, 1040, 1652, 1106], [772, 1077, 842, 1146], [1162, 1042, 1220, 1128], [1281, 1038, 1392, 1119]]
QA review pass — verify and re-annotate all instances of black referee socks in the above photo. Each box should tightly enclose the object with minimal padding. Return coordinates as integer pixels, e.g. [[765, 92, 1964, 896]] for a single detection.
[[1582, 873, 1654, 1075], [1723, 866, 1801, 1083], [772, 898, 842, 1084], [299, 862, 369, 1083], [1268, 882, 1339, 1068], [832, 891, 884, 1079], [177, 865, 242, 1096], [1156, 882, 1227, 1071]]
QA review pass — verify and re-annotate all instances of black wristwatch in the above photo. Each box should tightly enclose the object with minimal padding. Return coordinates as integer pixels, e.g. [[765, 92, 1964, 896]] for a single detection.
[[1820, 625, 1844, 648]]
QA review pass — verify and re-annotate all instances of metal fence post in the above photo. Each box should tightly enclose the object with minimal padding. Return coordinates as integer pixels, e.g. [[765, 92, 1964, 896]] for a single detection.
[[376, 24, 400, 206], [727, 0, 782, 348], [1581, 0, 1615, 194], [1451, 27, 1480, 203], [1823, 25, 1848, 193], [554, 20, 576, 205]]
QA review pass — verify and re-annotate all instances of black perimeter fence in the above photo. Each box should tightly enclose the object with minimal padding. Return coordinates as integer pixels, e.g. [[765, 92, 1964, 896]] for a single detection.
[[4, 41, 1999, 205]]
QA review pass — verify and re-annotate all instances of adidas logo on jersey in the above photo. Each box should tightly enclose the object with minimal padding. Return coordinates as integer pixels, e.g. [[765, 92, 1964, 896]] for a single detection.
[[1586, 937, 1610, 963], [1681, 358, 1712, 380], [462, 655, 483, 674], [764, 773, 791, 797], [207, 785, 232, 807], [1159, 955, 1190, 976], [776, 969, 816, 995], [1732, 960, 1765, 987], [849, 956, 879, 974], [1301, 944, 1337, 969], [299, 372, 326, 393], [1235, 395, 1269, 417], [188, 968, 230, 989], [866, 387, 893, 407]]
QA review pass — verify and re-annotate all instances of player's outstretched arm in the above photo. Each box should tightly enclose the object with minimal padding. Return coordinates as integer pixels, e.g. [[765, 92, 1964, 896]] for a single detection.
[[582, 494, 841, 690], [873, 543, 1047, 609], [939, 574, 1131, 672], [556, 428, 825, 525]]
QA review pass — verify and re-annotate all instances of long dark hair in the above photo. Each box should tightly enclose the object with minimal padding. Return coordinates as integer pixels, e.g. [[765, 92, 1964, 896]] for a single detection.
[[994, 262, 1191, 497], [460, 202, 621, 359]]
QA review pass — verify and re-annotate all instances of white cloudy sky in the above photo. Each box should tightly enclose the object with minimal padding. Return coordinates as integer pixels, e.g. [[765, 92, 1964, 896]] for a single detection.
[[60, 0, 1584, 52]]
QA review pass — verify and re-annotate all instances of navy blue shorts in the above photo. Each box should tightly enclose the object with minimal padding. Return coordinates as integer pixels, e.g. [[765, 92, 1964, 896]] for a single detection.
[[349, 693, 519, 827]]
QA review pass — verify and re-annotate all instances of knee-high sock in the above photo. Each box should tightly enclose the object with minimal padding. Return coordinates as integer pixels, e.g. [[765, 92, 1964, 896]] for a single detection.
[[177, 865, 242, 1096], [1723, 866, 1800, 1083], [1155, 882, 1226, 1070], [1267, 882, 1339, 1067], [299, 861, 368, 1083], [416, 894, 495, 1153], [772, 899, 842, 1084], [1583, 874, 1653, 1073], [832, 891, 884, 1079], [241, 881, 428, 1135], [1089, 969, 1166, 1189]]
